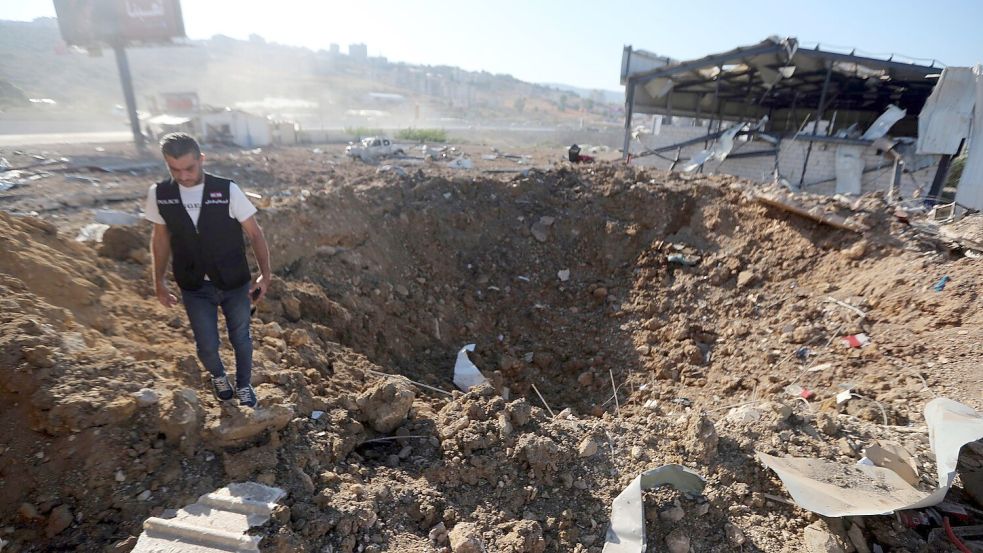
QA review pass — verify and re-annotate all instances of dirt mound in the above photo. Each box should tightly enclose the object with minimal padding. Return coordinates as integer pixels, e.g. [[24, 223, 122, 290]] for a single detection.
[[1, 157, 981, 553]]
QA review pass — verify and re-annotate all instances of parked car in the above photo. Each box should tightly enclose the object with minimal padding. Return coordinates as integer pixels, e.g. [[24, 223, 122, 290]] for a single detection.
[[345, 136, 405, 161]]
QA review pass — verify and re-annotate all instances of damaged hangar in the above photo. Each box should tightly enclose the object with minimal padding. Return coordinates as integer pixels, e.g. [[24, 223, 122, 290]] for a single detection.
[[621, 36, 982, 211]]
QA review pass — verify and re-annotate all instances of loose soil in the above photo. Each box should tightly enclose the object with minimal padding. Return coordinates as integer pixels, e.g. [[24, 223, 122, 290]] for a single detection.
[[0, 143, 981, 553]]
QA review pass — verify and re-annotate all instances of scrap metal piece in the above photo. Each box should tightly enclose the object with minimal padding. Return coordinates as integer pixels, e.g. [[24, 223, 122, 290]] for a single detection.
[[602, 464, 706, 553], [758, 398, 983, 517], [917, 66, 976, 155], [680, 123, 743, 172], [956, 65, 983, 211], [861, 105, 906, 140]]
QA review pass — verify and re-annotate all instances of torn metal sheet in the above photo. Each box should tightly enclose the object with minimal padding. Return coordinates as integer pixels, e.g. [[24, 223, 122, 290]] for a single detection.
[[452, 344, 487, 391], [602, 464, 706, 553], [861, 105, 906, 140], [680, 123, 744, 172], [956, 65, 983, 211], [834, 145, 865, 195], [643, 77, 673, 99], [917, 67, 976, 155], [758, 398, 983, 517], [446, 157, 474, 170]]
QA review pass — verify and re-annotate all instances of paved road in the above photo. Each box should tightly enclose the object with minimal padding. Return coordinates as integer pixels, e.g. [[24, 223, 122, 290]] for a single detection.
[[0, 131, 133, 147]]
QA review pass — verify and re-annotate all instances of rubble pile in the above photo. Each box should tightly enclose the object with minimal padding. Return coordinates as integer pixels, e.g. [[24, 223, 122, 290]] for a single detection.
[[0, 147, 981, 553]]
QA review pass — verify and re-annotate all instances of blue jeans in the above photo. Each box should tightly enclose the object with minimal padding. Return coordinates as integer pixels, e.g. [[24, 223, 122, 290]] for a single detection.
[[180, 281, 253, 389]]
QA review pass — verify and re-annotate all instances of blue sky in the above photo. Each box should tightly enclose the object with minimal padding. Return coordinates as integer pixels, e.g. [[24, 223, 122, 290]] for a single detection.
[[3, 0, 981, 90]]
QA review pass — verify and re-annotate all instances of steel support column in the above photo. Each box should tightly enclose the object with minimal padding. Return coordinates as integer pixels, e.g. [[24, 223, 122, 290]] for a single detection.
[[798, 65, 832, 187]]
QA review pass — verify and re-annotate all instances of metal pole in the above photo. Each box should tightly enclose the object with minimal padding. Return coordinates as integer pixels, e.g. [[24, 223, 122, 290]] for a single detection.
[[888, 155, 904, 203], [705, 79, 720, 147], [666, 88, 673, 126], [622, 80, 635, 160], [784, 91, 799, 133], [113, 43, 146, 150], [798, 65, 833, 187], [925, 153, 954, 207]]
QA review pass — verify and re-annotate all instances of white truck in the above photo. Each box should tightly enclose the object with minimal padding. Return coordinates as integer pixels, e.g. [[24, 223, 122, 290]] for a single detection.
[[345, 136, 405, 162]]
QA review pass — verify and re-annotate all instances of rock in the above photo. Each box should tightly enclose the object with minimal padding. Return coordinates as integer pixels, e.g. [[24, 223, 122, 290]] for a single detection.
[[137, 490, 151, 501], [804, 521, 848, 553], [23, 345, 56, 368], [498, 520, 545, 553], [576, 372, 593, 386], [557, 269, 570, 282], [815, 412, 840, 436], [847, 523, 871, 553], [98, 226, 146, 261], [449, 522, 486, 553], [665, 528, 690, 553], [395, 284, 410, 297], [530, 223, 549, 243], [157, 389, 203, 455], [842, 241, 867, 261], [725, 522, 746, 545], [577, 438, 598, 458], [281, 295, 302, 321], [204, 403, 294, 448], [770, 401, 794, 421], [429, 522, 449, 545], [111, 535, 138, 552], [726, 404, 762, 422], [45, 504, 73, 537], [736, 270, 756, 289], [356, 381, 415, 433], [132, 388, 160, 407], [592, 287, 608, 300], [659, 504, 685, 523], [18, 503, 42, 521], [286, 329, 311, 348], [685, 411, 718, 463], [292, 466, 316, 494]]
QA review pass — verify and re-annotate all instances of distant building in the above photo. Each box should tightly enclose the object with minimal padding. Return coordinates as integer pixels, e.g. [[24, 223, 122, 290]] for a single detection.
[[348, 43, 367, 61], [329, 43, 340, 55]]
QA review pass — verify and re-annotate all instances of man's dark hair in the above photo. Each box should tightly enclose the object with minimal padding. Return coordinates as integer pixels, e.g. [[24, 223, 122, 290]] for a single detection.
[[159, 132, 201, 159]]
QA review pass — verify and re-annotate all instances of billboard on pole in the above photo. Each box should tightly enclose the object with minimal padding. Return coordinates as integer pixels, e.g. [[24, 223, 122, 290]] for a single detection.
[[53, 0, 185, 47]]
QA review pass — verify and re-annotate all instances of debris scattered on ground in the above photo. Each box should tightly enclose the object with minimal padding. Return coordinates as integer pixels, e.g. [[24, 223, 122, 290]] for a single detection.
[[0, 144, 980, 553]]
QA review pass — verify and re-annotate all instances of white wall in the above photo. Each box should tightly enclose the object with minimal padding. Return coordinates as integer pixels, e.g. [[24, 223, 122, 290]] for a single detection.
[[631, 123, 940, 197]]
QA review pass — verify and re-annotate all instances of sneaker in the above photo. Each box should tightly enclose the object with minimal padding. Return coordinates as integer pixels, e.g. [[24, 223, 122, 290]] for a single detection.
[[211, 375, 234, 401], [237, 385, 258, 408]]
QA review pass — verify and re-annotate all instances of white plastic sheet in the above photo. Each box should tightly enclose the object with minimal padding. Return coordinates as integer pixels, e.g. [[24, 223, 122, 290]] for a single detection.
[[452, 344, 487, 391], [758, 398, 983, 517]]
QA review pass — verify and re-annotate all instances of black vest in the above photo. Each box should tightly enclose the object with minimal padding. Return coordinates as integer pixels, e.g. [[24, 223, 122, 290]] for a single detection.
[[155, 174, 251, 291]]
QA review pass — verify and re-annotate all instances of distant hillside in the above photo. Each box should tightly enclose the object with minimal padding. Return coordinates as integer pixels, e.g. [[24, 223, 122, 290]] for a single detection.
[[539, 83, 623, 105], [0, 18, 624, 130]]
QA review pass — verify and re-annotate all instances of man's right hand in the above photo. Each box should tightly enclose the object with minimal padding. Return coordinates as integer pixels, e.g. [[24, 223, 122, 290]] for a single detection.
[[156, 283, 178, 308]]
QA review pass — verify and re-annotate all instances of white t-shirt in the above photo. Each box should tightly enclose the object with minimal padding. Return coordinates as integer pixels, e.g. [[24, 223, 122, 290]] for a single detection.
[[144, 180, 257, 229]]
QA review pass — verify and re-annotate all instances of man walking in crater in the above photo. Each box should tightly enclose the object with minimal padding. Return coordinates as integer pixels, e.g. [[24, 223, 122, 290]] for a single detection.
[[145, 132, 271, 408]]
